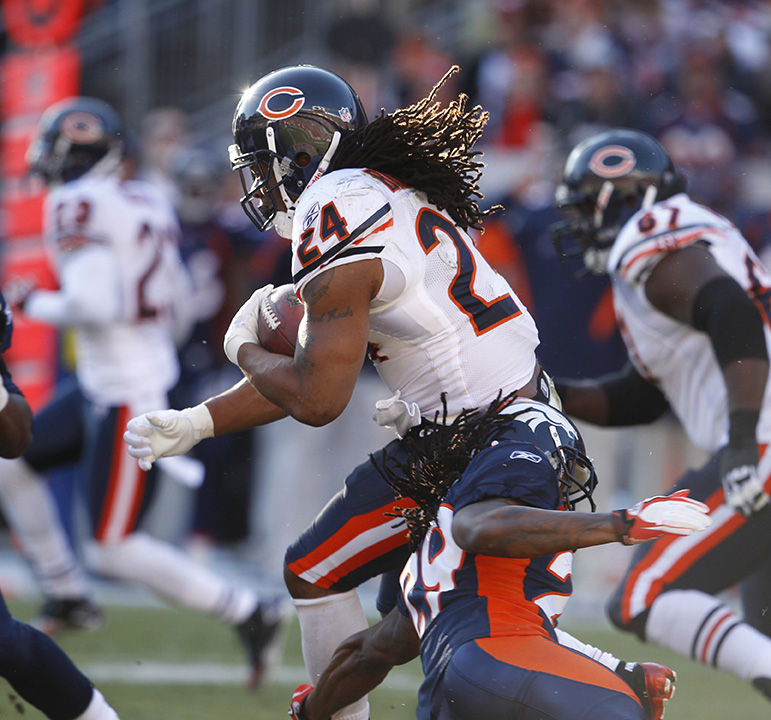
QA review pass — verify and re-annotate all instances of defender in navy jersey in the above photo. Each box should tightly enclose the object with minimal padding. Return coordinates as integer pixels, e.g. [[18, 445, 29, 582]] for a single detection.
[[285, 398, 710, 720], [0, 291, 119, 719], [552, 128, 771, 702]]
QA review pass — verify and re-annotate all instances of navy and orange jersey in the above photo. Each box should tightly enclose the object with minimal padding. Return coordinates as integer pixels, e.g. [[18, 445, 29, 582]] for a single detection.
[[398, 439, 573, 702], [0, 291, 22, 397]]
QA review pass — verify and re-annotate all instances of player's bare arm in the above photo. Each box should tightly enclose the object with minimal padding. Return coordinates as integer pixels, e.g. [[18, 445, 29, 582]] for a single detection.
[[204, 377, 287, 435], [452, 493, 711, 554], [556, 362, 669, 427], [237, 259, 382, 426], [295, 608, 419, 720], [0, 388, 33, 458], [644, 244, 769, 413]]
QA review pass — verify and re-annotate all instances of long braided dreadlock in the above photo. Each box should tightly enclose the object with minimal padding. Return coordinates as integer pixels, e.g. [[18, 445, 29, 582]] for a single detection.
[[329, 66, 499, 231], [371, 390, 520, 551]]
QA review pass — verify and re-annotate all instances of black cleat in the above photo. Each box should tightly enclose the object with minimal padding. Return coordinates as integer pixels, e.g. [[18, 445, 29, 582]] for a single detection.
[[752, 677, 771, 701], [235, 596, 285, 690], [31, 597, 105, 636]]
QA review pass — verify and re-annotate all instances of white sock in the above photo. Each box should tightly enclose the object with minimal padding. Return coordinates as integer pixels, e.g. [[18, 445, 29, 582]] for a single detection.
[[555, 628, 621, 670], [0, 458, 90, 598], [293, 590, 370, 720], [647, 589, 771, 681], [75, 688, 120, 720], [86, 532, 256, 624]]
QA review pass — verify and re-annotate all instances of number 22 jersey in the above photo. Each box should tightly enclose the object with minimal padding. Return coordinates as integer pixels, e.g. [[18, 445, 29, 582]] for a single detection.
[[290, 168, 540, 418], [34, 174, 187, 406]]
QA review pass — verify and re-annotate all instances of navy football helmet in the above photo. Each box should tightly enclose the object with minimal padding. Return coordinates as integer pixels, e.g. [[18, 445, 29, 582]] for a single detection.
[[229, 65, 368, 238], [27, 97, 124, 186], [551, 128, 686, 277], [500, 400, 598, 511]]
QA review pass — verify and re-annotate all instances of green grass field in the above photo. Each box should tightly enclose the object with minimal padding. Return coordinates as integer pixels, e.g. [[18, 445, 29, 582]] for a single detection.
[[1, 599, 767, 720]]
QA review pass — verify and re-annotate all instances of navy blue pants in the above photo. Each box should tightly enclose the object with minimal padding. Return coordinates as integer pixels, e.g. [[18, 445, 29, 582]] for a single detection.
[[0, 590, 93, 718], [24, 379, 159, 543], [423, 636, 645, 720]]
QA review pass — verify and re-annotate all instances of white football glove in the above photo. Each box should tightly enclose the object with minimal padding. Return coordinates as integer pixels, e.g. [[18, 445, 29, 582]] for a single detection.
[[223, 283, 274, 366], [720, 446, 769, 516], [613, 490, 712, 545], [123, 404, 214, 471]]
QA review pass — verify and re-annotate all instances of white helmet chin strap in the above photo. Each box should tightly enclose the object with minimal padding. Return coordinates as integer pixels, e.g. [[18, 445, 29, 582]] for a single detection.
[[641, 184, 659, 210], [266, 126, 296, 228], [264, 127, 343, 238]]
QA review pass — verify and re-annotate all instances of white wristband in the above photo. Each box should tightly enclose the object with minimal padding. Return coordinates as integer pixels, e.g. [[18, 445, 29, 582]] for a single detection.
[[0, 383, 9, 413], [181, 403, 215, 442]]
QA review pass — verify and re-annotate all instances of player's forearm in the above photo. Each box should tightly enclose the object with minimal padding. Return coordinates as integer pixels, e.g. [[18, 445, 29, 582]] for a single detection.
[[556, 363, 669, 427], [553, 378, 610, 425], [204, 377, 287, 435], [303, 630, 395, 720], [0, 392, 33, 458], [454, 505, 624, 556], [236, 343, 352, 427]]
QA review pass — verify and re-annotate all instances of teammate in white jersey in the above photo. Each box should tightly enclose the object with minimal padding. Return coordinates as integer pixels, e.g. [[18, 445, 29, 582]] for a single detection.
[[550, 128, 771, 702], [5, 97, 282, 686], [123, 64, 553, 720]]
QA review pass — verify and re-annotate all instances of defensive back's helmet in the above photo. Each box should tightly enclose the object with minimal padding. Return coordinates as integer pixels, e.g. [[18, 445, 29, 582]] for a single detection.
[[499, 400, 598, 511], [27, 97, 124, 186], [551, 128, 686, 277], [228, 64, 368, 238]]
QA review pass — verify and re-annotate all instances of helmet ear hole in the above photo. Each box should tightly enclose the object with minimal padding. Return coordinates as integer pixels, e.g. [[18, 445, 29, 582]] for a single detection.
[[295, 151, 311, 167]]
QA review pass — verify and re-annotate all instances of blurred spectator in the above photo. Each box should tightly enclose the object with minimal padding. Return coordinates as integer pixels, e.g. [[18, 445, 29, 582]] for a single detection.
[[391, 28, 457, 107], [651, 38, 761, 214], [139, 107, 191, 201]]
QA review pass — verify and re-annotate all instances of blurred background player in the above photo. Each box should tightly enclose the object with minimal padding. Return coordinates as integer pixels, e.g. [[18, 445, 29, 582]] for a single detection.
[[287, 398, 708, 720], [551, 128, 771, 702], [2, 96, 282, 688], [0, 289, 120, 720]]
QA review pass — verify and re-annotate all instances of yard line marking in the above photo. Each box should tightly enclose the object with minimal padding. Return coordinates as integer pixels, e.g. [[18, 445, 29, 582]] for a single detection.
[[82, 661, 420, 690]]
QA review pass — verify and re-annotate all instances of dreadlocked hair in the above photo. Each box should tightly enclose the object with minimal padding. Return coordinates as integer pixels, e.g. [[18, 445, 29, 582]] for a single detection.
[[329, 66, 500, 231], [371, 390, 519, 551]]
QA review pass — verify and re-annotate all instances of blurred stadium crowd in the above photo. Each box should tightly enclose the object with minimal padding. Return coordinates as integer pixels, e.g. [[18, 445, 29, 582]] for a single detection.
[[2, 0, 771, 604]]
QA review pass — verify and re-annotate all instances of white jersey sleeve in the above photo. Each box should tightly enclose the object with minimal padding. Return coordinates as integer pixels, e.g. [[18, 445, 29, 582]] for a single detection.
[[607, 193, 736, 284], [291, 169, 394, 298]]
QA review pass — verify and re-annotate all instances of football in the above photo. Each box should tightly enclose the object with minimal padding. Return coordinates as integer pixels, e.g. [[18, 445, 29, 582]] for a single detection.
[[257, 283, 304, 356]]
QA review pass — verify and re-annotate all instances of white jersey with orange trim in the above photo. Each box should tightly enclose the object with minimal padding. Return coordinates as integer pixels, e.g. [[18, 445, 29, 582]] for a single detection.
[[290, 168, 540, 418], [606, 192, 771, 450], [33, 174, 187, 407]]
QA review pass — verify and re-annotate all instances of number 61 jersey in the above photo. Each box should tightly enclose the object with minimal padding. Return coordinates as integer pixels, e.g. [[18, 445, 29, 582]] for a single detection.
[[40, 174, 188, 406], [290, 168, 540, 418]]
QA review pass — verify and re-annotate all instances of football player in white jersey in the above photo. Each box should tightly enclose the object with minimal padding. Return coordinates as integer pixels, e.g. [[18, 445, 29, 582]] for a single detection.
[[5, 97, 282, 687], [123, 64, 557, 720], [551, 128, 771, 702]]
